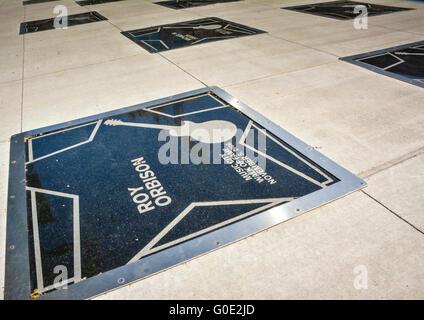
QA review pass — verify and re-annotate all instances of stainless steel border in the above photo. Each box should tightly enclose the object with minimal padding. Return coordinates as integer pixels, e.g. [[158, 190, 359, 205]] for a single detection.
[[154, 0, 243, 10], [282, 1, 414, 21], [4, 86, 366, 300], [340, 40, 424, 88], [121, 17, 266, 53], [19, 11, 108, 35]]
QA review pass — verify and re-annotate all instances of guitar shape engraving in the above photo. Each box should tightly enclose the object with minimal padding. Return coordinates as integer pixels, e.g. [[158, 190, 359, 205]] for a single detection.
[[104, 119, 237, 144]]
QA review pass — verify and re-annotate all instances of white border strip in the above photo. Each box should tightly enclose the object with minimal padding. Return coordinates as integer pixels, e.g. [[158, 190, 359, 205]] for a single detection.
[[26, 187, 81, 293], [240, 121, 332, 188], [128, 197, 293, 263], [26, 120, 102, 165]]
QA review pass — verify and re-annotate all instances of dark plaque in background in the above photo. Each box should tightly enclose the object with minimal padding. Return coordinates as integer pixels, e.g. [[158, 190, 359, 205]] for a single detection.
[[121, 17, 265, 53], [23, 0, 60, 5], [19, 11, 108, 35], [4, 87, 365, 299], [341, 40, 424, 88], [282, 0, 412, 20], [76, 0, 126, 6], [155, 0, 243, 10]]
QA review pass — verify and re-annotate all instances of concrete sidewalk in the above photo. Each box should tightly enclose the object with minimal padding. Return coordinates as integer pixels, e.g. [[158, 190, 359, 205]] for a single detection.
[[0, 0, 422, 299]]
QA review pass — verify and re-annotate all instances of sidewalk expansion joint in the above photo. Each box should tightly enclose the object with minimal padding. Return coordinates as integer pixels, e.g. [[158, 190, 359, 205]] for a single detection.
[[362, 190, 424, 237]]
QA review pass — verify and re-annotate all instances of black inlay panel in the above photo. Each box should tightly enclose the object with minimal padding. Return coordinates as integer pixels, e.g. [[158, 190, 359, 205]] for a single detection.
[[76, 0, 125, 6], [121, 17, 265, 53], [24, 92, 338, 295], [19, 11, 108, 35], [283, 0, 413, 20], [155, 0, 242, 10], [341, 40, 424, 88], [23, 0, 60, 5]]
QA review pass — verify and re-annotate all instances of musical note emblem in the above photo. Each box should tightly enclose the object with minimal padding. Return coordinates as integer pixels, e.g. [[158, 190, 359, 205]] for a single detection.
[[104, 119, 237, 144]]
